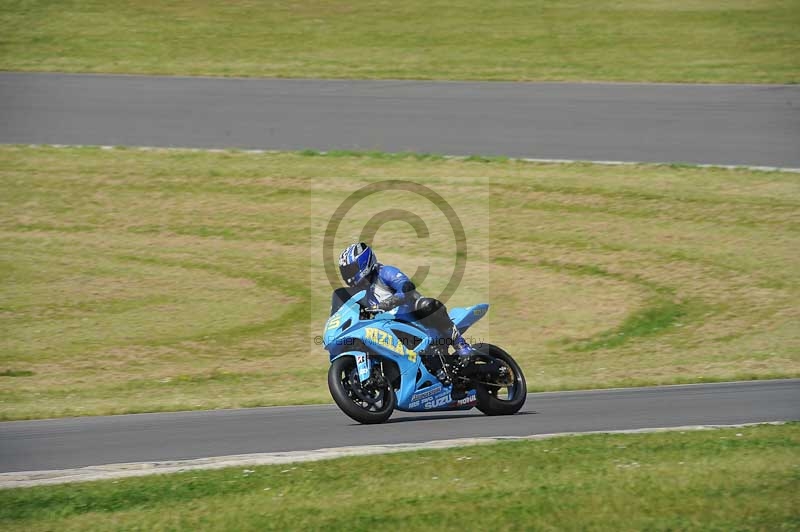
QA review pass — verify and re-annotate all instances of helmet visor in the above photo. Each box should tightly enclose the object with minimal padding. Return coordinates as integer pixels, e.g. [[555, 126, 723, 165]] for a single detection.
[[340, 261, 361, 286]]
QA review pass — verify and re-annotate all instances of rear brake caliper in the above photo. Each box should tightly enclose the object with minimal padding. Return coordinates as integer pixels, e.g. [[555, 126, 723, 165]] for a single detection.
[[496, 364, 514, 386]]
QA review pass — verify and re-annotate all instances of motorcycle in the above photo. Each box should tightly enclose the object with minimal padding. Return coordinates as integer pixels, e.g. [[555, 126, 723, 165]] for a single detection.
[[323, 288, 527, 424]]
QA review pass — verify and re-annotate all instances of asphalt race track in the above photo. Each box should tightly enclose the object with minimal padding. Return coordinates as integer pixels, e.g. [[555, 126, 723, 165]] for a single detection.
[[1, 380, 798, 473], [1, 73, 799, 477], [1, 72, 799, 168]]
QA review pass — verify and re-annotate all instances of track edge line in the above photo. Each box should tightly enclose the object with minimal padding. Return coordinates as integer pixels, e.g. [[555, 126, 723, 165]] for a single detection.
[[0, 421, 788, 489], [4, 143, 800, 174]]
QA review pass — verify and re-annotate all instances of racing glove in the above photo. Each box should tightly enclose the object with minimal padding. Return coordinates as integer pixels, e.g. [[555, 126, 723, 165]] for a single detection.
[[377, 295, 406, 311]]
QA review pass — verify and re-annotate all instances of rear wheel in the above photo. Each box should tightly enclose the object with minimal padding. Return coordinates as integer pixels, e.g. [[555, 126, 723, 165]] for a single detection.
[[472, 343, 527, 416], [328, 356, 396, 424]]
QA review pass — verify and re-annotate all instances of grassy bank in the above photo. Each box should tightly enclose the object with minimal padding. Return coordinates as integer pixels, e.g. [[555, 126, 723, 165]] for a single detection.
[[1, 424, 798, 530], [0, 146, 798, 419], [1, 0, 798, 83]]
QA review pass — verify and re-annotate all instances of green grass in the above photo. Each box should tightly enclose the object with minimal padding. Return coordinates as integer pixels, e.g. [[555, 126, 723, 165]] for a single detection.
[[1, 145, 799, 420], [2, 424, 798, 531], [1, 0, 798, 83], [569, 300, 688, 352], [0, 369, 34, 377]]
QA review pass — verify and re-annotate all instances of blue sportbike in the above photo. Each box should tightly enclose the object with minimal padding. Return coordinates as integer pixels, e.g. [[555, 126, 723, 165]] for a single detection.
[[323, 288, 527, 424]]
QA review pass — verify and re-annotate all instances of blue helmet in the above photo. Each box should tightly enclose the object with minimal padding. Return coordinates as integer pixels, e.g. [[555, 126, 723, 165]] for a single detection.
[[339, 242, 377, 287]]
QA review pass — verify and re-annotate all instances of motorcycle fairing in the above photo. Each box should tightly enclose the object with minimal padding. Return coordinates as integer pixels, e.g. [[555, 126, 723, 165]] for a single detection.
[[449, 303, 489, 335], [324, 291, 486, 412], [404, 384, 478, 412]]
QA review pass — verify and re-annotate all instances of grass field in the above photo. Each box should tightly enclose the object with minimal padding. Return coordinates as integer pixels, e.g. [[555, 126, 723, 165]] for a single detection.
[[1, 0, 798, 83], [0, 145, 798, 420], [1, 424, 798, 530]]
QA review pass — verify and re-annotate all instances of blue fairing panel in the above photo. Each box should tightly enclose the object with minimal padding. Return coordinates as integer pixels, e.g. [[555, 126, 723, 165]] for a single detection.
[[449, 304, 489, 335]]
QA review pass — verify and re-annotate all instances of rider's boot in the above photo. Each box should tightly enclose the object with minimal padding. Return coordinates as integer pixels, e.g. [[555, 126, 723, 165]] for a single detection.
[[450, 332, 472, 401], [452, 329, 475, 362]]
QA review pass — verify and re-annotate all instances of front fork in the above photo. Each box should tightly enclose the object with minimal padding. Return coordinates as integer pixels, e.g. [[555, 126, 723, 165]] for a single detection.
[[355, 355, 389, 392]]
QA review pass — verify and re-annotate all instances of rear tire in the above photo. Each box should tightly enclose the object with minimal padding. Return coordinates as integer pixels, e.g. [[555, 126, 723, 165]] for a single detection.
[[473, 343, 527, 416], [328, 356, 396, 424]]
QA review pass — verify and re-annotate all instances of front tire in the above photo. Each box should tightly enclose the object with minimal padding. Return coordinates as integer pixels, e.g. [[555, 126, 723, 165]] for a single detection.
[[473, 343, 527, 416], [328, 356, 396, 424]]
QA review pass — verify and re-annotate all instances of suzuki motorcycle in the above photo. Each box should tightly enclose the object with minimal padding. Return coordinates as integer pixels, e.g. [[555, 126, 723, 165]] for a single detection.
[[323, 288, 527, 424]]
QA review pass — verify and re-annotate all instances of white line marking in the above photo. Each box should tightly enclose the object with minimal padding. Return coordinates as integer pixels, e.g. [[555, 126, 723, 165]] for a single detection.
[[7, 71, 800, 88], [7, 143, 800, 173], [0, 422, 787, 489], [516, 157, 800, 174]]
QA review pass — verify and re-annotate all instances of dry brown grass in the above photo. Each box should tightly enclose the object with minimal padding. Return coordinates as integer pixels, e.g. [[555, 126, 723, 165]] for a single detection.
[[0, 146, 798, 419]]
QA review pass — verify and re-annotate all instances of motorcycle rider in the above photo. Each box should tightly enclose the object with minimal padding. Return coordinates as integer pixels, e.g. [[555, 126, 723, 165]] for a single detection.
[[337, 242, 476, 361]]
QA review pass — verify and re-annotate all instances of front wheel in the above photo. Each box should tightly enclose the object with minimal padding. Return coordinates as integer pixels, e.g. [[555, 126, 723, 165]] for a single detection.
[[328, 356, 396, 424], [472, 343, 527, 416]]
